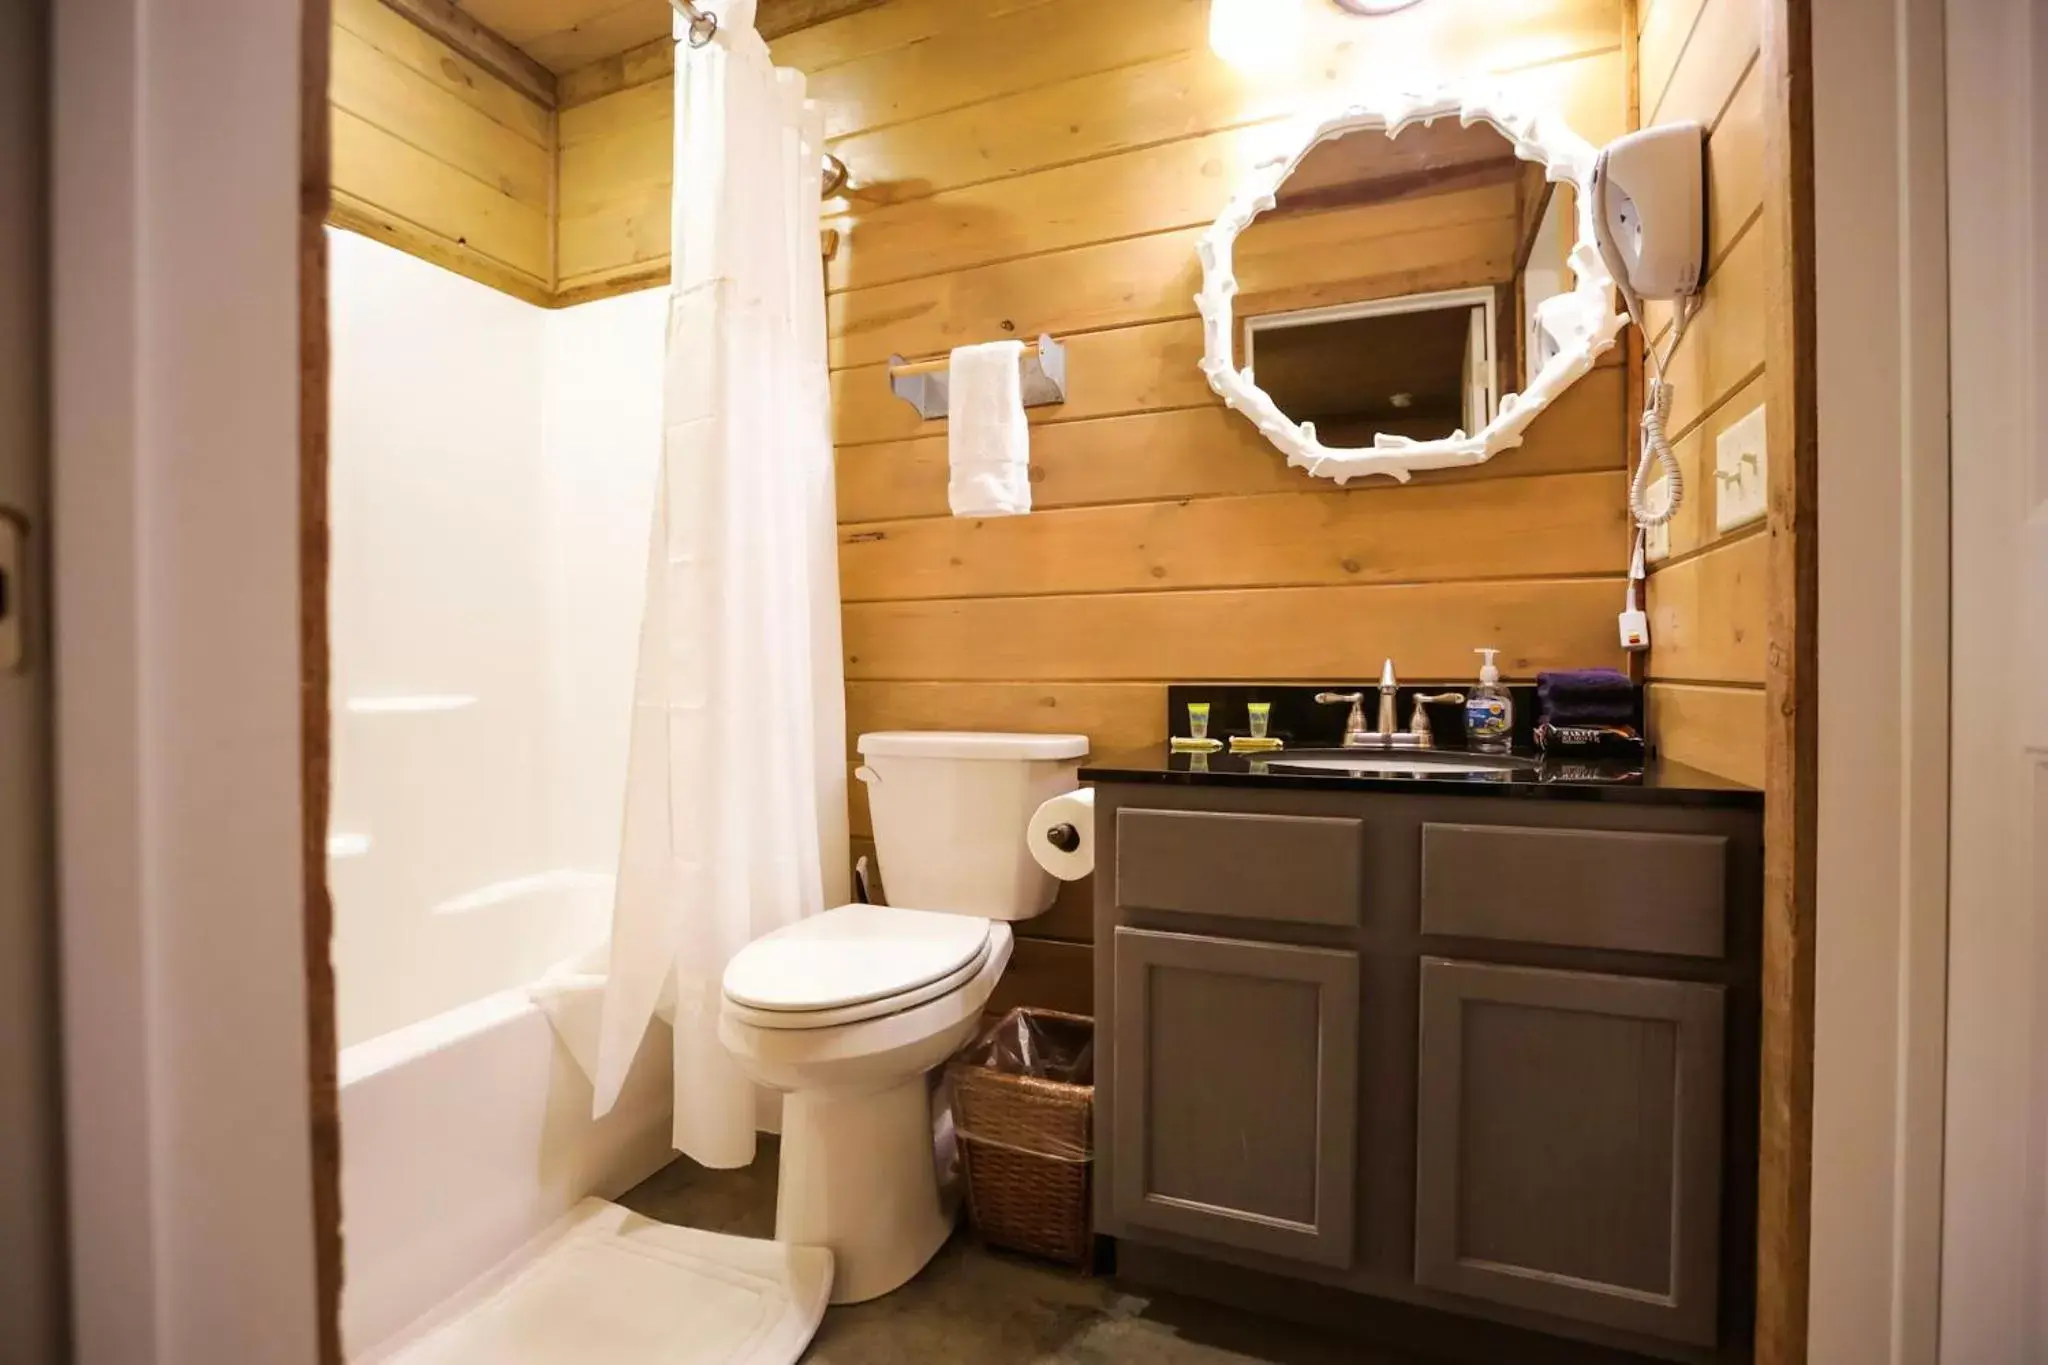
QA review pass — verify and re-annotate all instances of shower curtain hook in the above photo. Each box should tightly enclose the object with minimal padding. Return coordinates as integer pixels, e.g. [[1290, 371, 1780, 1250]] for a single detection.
[[671, 0, 718, 46], [821, 153, 849, 198]]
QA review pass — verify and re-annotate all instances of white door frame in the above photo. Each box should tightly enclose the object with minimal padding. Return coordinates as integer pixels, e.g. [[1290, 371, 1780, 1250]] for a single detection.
[[1941, 0, 2047, 1357], [1807, 0, 1952, 1359], [51, 0, 323, 1360]]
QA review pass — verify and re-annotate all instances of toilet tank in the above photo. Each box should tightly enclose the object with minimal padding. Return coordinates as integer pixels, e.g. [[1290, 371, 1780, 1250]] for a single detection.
[[855, 731, 1089, 920]]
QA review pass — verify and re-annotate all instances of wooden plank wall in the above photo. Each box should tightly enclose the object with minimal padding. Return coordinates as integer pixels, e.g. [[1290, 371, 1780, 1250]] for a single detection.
[[554, 0, 1637, 1010], [556, 46, 674, 301], [1636, 0, 1769, 787], [328, 0, 556, 304]]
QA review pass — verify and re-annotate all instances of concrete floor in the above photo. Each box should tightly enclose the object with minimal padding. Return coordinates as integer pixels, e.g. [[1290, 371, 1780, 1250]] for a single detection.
[[618, 1140, 1450, 1365]]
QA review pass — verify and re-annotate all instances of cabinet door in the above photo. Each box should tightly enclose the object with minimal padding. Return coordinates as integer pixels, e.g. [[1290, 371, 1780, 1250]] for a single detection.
[[1415, 958, 1725, 1346], [1110, 928, 1359, 1268]]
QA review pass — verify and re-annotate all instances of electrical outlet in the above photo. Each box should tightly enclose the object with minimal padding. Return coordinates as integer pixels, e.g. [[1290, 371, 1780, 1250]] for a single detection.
[[1643, 475, 1671, 564], [1715, 403, 1768, 533]]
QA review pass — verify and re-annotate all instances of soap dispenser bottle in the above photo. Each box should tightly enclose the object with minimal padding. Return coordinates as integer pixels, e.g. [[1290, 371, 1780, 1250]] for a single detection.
[[1466, 648, 1514, 754]]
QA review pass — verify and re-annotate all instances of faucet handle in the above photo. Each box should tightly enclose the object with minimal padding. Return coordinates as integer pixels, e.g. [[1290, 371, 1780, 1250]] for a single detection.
[[1315, 691, 1369, 744], [1408, 692, 1468, 747]]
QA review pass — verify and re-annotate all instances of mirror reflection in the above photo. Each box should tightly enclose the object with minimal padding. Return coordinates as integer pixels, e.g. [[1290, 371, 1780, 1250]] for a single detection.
[[1234, 116, 1574, 448]]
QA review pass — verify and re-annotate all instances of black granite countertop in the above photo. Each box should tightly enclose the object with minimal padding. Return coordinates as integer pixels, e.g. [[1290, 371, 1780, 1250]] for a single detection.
[[1079, 744, 1762, 808]]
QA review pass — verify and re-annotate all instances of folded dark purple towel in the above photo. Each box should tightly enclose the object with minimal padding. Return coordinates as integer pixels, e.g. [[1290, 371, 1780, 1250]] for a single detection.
[[1542, 697, 1638, 726], [1536, 668, 1634, 700], [1537, 669, 1637, 727]]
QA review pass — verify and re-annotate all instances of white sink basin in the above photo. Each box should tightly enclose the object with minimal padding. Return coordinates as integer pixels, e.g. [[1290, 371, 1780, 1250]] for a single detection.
[[1268, 749, 1533, 778]]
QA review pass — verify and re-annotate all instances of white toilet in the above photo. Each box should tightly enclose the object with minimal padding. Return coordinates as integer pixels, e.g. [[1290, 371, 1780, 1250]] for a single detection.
[[716, 730, 1088, 1304]]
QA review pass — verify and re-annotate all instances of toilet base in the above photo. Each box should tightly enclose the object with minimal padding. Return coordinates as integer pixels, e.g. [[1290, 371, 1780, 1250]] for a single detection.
[[775, 1075, 953, 1304]]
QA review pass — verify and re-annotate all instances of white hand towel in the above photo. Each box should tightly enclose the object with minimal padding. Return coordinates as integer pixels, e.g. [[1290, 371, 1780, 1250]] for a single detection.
[[947, 339, 1031, 517]]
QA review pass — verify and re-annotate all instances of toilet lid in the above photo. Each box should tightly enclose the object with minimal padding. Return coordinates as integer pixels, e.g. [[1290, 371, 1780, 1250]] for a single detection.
[[722, 903, 994, 1014]]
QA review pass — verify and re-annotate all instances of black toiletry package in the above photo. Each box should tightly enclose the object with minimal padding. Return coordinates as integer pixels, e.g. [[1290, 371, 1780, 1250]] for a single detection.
[[1534, 721, 1646, 761]]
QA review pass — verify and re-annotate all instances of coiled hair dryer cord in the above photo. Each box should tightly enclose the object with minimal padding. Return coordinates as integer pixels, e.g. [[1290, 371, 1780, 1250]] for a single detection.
[[1629, 375, 1682, 528]]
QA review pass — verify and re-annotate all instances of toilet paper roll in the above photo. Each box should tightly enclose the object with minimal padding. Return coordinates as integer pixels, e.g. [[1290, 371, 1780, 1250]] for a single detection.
[[1028, 787, 1096, 881]]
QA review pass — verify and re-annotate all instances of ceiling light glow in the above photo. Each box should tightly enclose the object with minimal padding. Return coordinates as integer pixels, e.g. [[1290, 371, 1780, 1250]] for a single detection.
[[1208, 0, 1305, 72]]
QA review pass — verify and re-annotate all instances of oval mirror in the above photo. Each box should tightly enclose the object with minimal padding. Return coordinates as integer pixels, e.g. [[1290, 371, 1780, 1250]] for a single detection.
[[1196, 91, 1627, 483]]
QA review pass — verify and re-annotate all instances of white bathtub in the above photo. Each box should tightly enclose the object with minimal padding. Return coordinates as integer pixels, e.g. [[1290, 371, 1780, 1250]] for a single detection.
[[338, 981, 674, 1358]]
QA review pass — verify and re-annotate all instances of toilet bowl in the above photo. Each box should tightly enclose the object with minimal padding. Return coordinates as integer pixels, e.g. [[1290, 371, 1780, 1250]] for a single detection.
[[716, 730, 1087, 1304]]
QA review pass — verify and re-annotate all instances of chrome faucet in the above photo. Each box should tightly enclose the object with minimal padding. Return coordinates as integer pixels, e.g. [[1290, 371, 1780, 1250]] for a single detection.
[[1374, 658, 1398, 738], [1319, 660, 1423, 749]]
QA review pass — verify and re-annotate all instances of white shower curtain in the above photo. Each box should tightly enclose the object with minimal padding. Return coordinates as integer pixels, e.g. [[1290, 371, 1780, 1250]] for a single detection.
[[590, 0, 850, 1169]]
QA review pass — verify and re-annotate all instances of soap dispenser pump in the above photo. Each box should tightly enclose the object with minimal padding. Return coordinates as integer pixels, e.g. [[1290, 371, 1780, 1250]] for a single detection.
[[1466, 648, 1513, 754]]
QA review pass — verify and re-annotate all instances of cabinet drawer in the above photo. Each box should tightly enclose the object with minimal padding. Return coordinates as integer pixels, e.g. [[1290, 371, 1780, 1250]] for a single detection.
[[1115, 808, 1364, 927], [1420, 824, 1726, 958]]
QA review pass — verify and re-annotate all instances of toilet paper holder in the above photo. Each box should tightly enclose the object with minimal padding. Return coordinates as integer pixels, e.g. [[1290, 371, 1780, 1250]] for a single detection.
[[1029, 787, 1096, 881]]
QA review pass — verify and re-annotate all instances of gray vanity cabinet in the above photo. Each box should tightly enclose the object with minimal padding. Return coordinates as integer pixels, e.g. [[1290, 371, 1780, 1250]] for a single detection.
[[1109, 927, 1360, 1268], [1093, 781, 1763, 1363], [1414, 958, 1726, 1347]]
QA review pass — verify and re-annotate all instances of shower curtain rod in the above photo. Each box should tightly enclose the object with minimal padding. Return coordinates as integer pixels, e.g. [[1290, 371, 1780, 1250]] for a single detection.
[[666, 0, 852, 199]]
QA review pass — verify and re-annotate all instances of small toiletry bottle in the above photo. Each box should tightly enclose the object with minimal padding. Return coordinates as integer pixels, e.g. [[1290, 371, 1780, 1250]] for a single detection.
[[1466, 648, 1514, 754]]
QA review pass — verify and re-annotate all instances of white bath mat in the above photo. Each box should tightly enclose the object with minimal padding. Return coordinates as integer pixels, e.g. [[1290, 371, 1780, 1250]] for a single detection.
[[363, 1199, 832, 1365]]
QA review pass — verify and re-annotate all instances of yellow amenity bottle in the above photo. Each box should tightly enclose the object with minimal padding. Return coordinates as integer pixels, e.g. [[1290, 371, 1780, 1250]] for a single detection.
[[1171, 701, 1222, 753]]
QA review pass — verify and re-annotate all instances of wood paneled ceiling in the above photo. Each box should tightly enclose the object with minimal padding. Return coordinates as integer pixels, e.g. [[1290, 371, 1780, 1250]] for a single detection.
[[454, 0, 668, 71], [450, 0, 884, 74]]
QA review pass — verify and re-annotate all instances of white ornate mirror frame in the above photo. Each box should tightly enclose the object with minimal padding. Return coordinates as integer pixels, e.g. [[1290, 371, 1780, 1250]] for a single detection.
[[1196, 89, 1627, 484]]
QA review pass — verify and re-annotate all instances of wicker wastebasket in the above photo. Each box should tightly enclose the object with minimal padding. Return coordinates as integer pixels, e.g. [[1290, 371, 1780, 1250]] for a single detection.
[[947, 1007, 1095, 1267]]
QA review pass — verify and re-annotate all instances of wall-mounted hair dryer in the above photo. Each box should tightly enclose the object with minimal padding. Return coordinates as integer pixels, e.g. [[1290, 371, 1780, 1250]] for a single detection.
[[1591, 123, 1706, 307], [1590, 122, 1707, 652]]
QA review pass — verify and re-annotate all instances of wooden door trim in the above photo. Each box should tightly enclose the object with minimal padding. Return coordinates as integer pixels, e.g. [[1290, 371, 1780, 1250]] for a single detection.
[[1756, 1, 1818, 1362], [302, 0, 342, 1359]]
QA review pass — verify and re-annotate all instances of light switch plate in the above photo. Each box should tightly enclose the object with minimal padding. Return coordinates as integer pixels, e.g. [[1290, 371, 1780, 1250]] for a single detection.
[[1643, 477, 1671, 564], [1715, 403, 1768, 533]]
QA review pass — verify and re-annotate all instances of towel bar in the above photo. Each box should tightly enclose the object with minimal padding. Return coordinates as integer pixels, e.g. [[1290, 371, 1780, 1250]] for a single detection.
[[886, 335, 1067, 421]]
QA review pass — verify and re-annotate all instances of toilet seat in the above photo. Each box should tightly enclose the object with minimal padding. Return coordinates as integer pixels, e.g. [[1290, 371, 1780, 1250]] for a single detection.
[[721, 943, 992, 1031], [722, 903, 994, 1032]]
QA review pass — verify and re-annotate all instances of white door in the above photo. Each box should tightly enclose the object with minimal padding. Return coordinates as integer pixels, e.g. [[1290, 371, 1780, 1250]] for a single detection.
[[0, 0, 63, 1358], [1944, 0, 2048, 1356]]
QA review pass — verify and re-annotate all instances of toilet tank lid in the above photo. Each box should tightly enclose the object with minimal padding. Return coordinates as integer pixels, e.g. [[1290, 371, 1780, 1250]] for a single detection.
[[857, 730, 1088, 761]]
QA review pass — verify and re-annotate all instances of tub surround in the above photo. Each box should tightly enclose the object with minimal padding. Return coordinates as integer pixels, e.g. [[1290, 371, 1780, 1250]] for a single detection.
[[328, 231, 671, 1354]]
